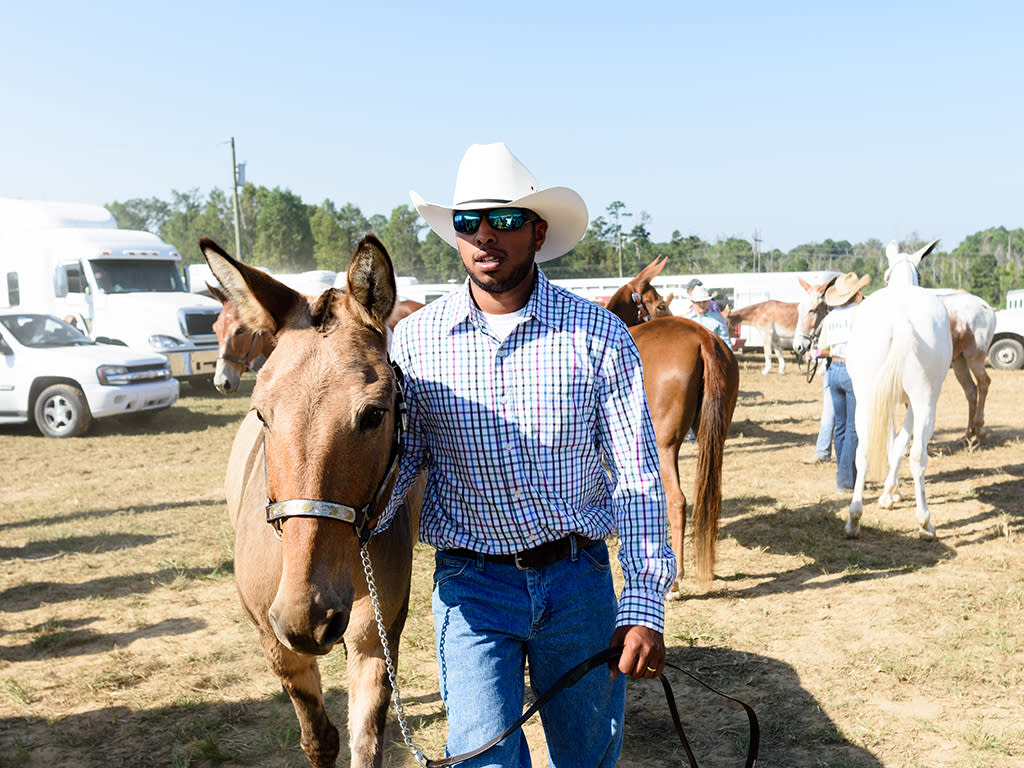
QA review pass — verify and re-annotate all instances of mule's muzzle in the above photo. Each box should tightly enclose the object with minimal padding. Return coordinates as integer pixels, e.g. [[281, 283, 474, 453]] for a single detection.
[[269, 595, 351, 655]]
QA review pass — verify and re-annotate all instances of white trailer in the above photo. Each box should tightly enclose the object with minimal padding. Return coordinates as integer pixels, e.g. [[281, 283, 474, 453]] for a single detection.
[[0, 198, 222, 381]]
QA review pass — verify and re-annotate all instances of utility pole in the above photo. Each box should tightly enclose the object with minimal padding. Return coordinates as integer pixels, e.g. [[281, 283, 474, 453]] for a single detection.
[[752, 231, 762, 272], [230, 138, 244, 259]]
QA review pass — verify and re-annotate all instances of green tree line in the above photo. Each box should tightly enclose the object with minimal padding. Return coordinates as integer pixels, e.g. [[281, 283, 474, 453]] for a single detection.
[[107, 186, 1024, 309]]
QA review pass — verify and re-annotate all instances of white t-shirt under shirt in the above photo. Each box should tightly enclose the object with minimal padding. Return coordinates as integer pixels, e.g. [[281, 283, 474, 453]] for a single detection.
[[481, 307, 528, 341]]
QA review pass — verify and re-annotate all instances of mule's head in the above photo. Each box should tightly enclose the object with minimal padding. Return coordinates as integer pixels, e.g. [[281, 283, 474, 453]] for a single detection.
[[605, 254, 674, 326], [883, 238, 940, 288], [202, 235, 399, 655], [792, 276, 837, 355], [209, 282, 272, 395]]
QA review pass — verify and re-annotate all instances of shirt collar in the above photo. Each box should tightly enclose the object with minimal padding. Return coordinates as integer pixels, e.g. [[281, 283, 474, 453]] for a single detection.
[[441, 268, 562, 333]]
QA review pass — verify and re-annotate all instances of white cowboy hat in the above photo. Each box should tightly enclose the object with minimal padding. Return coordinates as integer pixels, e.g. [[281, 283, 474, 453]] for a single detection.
[[410, 142, 589, 263], [688, 284, 712, 302], [824, 272, 871, 307]]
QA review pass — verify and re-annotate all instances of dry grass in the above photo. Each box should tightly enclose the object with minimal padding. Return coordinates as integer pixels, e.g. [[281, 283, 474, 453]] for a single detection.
[[1, 362, 1022, 768]]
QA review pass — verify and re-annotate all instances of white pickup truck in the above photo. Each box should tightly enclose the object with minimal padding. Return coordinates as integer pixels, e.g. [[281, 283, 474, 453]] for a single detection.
[[0, 311, 179, 437], [989, 289, 1024, 370]]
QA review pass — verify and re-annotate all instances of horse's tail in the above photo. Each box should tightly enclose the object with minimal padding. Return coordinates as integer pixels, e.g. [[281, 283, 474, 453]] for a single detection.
[[693, 329, 740, 586], [864, 321, 913, 481]]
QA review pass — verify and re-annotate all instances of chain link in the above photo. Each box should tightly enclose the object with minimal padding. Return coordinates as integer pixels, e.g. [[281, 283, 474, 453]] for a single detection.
[[360, 545, 428, 767]]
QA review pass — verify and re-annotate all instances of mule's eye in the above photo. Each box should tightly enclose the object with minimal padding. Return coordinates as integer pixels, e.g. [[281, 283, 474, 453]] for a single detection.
[[359, 407, 386, 432], [255, 409, 267, 425], [234, 328, 246, 337]]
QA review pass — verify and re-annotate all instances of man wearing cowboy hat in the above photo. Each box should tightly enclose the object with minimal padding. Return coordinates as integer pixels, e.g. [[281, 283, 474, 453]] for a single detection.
[[686, 283, 731, 345], [815, 272, 871, 492], [377, 142, 675, 767]]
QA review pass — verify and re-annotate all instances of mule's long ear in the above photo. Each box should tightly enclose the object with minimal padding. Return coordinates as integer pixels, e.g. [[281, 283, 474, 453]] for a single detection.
[[205, 282, 228, 306], [346, 234, 397, 328], [636, 253, 668, 287], [885, 240, 900, 263], [200, 238, 303, 334], [912, 238, 941, 264]]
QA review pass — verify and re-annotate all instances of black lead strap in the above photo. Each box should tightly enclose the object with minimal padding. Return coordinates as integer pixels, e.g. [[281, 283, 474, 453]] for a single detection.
[[423, 646, 759, 768]]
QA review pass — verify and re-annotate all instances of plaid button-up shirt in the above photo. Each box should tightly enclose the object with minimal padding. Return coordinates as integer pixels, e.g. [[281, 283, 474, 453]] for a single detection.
[[379, 269, 675, 631]]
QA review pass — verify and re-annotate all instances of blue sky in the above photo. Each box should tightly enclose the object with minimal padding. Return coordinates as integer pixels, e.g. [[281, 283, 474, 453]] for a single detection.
[[1, 1, 1020, 254]]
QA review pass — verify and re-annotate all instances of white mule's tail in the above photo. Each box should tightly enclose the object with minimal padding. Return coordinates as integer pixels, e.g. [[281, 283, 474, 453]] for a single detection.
[[865, 322, 914, 481]]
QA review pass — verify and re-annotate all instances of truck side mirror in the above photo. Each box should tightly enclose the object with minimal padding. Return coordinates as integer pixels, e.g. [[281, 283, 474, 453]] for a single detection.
[[0, 336, 12, 356], [54, 265, 69, 298]]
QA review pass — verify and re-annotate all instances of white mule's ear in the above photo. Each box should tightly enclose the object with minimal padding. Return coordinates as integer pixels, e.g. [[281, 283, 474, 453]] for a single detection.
[[885, 240, 900, 263], [912, 238, 941, 264]]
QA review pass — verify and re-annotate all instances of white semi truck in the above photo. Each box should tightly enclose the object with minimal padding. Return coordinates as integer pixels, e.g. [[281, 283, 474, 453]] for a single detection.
[[989, 288, 1024, 370], [0, 198, 222, 382]]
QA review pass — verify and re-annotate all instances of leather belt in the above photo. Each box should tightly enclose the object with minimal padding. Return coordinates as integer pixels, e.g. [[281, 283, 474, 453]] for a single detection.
[[442, 534, 591, 570]]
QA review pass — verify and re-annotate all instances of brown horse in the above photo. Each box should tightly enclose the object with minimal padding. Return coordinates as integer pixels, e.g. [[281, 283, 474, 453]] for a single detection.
[[201, 235, 414, 768], [723, 300, 799, 375], [208, 282, 276, 395], [603, 254, 674, 324], [793, 278, 996, 443], [607, 261, 739, 588]]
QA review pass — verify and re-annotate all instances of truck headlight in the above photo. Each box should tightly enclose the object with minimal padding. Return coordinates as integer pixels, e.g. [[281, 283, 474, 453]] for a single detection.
[[148, 334, 185, 350]]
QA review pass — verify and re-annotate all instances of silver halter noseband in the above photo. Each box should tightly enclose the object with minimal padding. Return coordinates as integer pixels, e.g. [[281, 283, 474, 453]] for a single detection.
[[264, 361, 407, 546]]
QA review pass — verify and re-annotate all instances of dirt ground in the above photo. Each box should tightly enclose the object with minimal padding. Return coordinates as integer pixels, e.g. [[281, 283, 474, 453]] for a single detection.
[[1, 357, 1022, 768]]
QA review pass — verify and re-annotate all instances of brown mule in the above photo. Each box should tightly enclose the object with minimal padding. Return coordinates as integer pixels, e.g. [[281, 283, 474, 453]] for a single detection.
[[604, 254, 674, 324], [608, 259, 739, 589], [208, 282, 277, 395], [202, 235, 415, 768], [631, 317, 739, 589], [723, 299, 799, 375]]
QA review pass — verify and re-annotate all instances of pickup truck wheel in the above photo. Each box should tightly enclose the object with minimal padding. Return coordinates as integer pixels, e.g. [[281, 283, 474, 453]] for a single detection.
[[33, 384, 93, 438], [988, 338, 1024, 370]]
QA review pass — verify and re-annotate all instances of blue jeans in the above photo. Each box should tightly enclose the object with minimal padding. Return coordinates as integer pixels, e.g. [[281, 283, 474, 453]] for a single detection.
[[432, 539, 625, 768], [828, 361, 858, 490], [814, 366, 835, 460]]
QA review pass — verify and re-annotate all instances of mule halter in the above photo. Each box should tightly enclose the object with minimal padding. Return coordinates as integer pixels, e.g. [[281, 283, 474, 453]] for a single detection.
[[218, 331, 265, 373], [630, 291, 652, 323], [264, 361, 407, 547]]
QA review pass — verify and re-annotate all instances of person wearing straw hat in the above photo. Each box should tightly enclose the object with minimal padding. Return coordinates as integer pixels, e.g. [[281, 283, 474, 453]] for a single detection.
[[376, 142, 675, 767], [814, 272, 871, 492]]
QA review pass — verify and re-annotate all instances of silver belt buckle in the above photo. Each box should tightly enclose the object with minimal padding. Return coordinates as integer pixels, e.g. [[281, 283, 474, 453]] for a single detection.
[[514, 550, 528, 570]]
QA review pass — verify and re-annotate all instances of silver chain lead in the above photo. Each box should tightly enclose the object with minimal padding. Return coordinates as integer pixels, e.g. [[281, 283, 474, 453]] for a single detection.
[[360, 545, 428, 767]]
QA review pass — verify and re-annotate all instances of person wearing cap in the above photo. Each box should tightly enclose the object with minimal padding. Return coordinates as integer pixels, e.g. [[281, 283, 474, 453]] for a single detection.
[[814, 272, 871, 492], [376, 142, 675, 767], [687, 283, 731, 345]]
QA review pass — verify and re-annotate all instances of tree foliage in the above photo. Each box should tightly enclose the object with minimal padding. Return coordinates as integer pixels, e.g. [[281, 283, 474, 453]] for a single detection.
[[107, 188, 1024, 308]]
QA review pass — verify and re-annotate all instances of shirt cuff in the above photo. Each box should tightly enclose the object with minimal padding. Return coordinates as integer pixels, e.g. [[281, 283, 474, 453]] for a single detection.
[[615, 589, 666, 634]]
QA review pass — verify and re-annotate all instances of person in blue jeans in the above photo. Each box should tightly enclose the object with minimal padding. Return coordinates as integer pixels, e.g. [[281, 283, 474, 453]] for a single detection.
[[814, 272, 870, 492], [375, 143, 676, 767], [804, 365, 835, 464]]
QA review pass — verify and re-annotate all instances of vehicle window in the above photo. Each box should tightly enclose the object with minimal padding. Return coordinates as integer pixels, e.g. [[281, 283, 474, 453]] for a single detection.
[[90, 259, 186, 293], [65, 262, 88, 293], [0, 314, 92, 347]]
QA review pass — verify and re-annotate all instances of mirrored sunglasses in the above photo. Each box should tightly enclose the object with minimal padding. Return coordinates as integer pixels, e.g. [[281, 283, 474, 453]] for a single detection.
[[452, 207, 536, 235]]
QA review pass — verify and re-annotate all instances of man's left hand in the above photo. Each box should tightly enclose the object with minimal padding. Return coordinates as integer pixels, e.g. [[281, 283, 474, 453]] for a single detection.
[[609, 625, 665, 679]]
